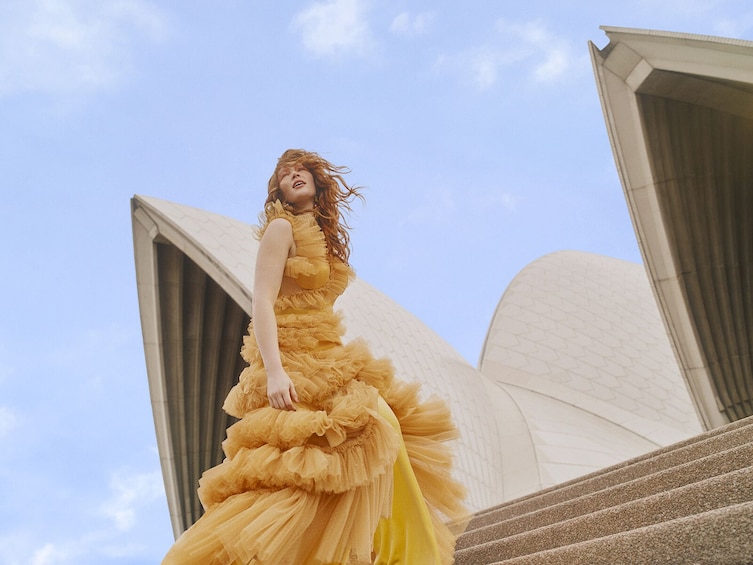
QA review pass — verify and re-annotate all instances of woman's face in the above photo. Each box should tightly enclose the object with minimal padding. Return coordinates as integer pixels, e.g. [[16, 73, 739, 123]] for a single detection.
[[278, 164, 316, 211]]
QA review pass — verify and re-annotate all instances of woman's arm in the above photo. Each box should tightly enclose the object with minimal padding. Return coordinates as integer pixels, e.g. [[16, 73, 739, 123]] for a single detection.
[[252, 218, 300, 411]]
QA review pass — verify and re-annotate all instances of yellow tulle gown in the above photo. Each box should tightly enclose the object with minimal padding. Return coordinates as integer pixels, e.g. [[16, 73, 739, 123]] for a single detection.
[[162, 202, 469, 564]]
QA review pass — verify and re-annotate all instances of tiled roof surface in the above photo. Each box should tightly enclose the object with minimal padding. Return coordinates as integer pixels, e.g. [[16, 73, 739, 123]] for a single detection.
[[480, 251, 702, 493]]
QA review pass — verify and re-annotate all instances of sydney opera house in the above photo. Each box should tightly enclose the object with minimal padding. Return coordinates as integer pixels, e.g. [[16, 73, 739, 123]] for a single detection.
[[133, 27, 753, 563]]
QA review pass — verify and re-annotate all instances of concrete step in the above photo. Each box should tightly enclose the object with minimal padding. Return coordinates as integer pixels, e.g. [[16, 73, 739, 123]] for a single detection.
[[466, 416, 753, 532], [454, 415, 753, 565], [457, 440, 753, 549], [492, 501, 753, 565], [455, 466, 753, 564]]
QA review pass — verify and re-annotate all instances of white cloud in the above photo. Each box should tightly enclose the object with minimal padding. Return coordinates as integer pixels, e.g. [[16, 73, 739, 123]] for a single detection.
[[468, 45, 529, 90], [436, 18, 584, 90], [5, 535, 93, 565], [101, 469, 164, 531], [0, 532, 40, 565], [292, 0, 373, 58], [0, 467, 166, 564], [390, 11, 434, 37], [0, 406, 18, 437], [0, 0, 168, 97], [532, 46, 570, 83], [27, 533, 112, 565], [478, 192, 521, 212], [471, 55, 498, 90], [31, 543, 71, 565]]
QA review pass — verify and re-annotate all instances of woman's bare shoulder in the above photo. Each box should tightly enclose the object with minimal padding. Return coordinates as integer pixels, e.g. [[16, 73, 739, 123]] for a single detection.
[[262, 217, 293, 239]]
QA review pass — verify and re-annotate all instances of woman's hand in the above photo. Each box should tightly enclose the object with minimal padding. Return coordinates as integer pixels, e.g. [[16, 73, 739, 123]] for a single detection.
[[266, 368, 299, 411]]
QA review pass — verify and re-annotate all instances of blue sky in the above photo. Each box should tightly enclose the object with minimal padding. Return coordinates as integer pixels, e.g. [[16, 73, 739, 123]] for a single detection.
[[1, 1, 752, 563]]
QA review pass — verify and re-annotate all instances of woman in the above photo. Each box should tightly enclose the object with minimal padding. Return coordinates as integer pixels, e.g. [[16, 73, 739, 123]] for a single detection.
[[162, 149, 468, 564]]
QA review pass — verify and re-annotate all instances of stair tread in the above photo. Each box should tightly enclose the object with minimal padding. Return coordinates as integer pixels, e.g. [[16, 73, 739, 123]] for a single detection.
[[457, 440, 753, 548], [490, 501, 753, 565], [454, 466, 753, 564], [468, 416, 753, 530]]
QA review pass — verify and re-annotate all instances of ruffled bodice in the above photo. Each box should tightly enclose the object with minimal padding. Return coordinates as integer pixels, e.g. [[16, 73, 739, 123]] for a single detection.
[[277, 204, 335, 294]]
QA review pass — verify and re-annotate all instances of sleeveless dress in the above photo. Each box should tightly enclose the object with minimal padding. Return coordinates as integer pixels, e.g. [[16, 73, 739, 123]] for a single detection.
[[162, 202, 468, 565]]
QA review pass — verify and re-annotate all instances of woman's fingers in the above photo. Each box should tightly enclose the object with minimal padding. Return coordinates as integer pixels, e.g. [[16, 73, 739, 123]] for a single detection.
[[269, 387, 297, 410]]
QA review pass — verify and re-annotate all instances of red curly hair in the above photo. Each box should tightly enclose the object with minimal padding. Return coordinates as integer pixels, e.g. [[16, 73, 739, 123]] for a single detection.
[[263, 149, 363, 264]]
